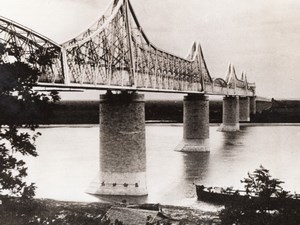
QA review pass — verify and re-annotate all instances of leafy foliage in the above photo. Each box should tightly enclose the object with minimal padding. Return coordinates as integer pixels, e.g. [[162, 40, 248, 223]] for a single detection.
[[0, 41, 60, 198], [219, 166, 300, 225], [241, 166, 287, 199]]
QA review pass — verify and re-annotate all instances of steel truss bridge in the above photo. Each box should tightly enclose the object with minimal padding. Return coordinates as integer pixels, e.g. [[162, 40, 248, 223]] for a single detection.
[[0, 0, 255, 96]]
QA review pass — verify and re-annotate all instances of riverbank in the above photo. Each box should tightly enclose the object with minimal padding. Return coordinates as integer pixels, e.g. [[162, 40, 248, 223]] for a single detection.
[[0, 196, 220, 224]]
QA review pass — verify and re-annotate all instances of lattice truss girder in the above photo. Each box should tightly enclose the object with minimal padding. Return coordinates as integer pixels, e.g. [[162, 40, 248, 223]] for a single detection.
[[62, 0, 132, 86], [63, 0, 243, 92], [0, 16, 63, 83], [224, 64, 252, 90], [0, 0, 255, 94]]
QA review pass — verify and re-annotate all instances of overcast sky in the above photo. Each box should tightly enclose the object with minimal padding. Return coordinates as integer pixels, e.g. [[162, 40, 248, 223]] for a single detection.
[[1, 0, 300, 99]]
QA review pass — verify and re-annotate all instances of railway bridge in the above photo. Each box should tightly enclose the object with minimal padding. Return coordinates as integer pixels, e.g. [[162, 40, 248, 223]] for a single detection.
[[0, 0, 256, 196]]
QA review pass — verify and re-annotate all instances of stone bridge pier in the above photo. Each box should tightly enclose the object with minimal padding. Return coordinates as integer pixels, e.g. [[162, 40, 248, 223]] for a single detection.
[[176, 94, 210, 152], [218, 96, 240, 132], [250, 96, 256, 116], [87, 91, 147, 196], [239, 97, 250, 122]]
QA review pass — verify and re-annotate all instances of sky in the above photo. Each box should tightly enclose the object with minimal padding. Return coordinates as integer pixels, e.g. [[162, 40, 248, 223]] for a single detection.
[[1, 0, 300, 100]]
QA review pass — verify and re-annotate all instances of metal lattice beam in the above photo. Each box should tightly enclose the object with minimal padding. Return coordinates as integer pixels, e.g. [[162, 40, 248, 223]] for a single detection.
[[0, 16, 63, 84], [0, 0, 256, 96]]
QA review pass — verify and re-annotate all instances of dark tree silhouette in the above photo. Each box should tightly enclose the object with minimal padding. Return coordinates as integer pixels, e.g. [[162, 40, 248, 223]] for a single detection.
[[0, 42, 60, 198]]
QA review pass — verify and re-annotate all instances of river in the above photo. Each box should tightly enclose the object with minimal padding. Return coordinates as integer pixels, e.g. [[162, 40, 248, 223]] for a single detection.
[[24, 124, 300, 210]]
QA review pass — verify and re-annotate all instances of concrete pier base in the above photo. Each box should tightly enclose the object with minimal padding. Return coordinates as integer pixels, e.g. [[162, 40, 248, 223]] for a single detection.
[[88, 171, 147, 196], [175, 94, 209, 152], [239, 97, 250, 122], [175, 139, 210, 152], [87, 92, 147, 196], [218, 96, 240, 132]]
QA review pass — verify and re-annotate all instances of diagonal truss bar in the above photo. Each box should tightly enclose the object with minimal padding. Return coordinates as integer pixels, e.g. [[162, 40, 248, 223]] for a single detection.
[[0, 16, 63, 84], [0, 0, 256, 96]]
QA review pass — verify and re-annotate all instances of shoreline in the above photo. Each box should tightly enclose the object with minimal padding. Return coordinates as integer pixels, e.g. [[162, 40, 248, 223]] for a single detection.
[[0, 196, 221, 224], [35, 122, 300, 128]]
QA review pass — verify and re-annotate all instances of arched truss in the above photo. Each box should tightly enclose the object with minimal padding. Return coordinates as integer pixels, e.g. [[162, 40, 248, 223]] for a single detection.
[[213, 78, 227, 87], [0, 0, 255, 96], [61, 0, 214, 92], [0, 16, 63, 83], [224, 64, 250, 90]]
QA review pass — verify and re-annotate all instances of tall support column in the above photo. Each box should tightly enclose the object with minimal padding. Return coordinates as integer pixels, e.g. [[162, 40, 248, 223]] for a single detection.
[[218, 96, 240, 132], [175, 94, 209, 152], [250, 96, 256, 115], [88, 92, 147, 196], [239, 97, 250, 122]]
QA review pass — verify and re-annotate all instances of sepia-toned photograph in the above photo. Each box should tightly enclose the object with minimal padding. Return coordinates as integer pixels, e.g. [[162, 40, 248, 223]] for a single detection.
[[0, 0, 300, 224]]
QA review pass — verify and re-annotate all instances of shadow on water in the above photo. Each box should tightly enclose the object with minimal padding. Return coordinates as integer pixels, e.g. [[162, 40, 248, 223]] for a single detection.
[[89, 194, 148, 205], [205, 126, 252, 189], [175, 152, 221, 211], [221, 126, 249, 149], [182, 152, 210, 182], [178, 152, 210, 198]]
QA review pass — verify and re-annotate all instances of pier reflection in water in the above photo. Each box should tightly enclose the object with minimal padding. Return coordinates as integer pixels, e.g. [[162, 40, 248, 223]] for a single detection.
[[181, 153, 210, 198], [25, 124, 300, 208]]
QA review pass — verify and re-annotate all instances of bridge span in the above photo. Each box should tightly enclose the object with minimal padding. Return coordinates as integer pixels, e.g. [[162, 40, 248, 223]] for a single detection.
[[0, 0, 257, 196]]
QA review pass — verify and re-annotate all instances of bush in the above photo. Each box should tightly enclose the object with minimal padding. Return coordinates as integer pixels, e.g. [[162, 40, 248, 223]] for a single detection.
[[219, 166, 300, 225]]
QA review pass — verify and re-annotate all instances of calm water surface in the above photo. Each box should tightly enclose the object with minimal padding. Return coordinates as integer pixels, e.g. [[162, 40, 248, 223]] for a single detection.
[[25, 124, 300, 210]]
